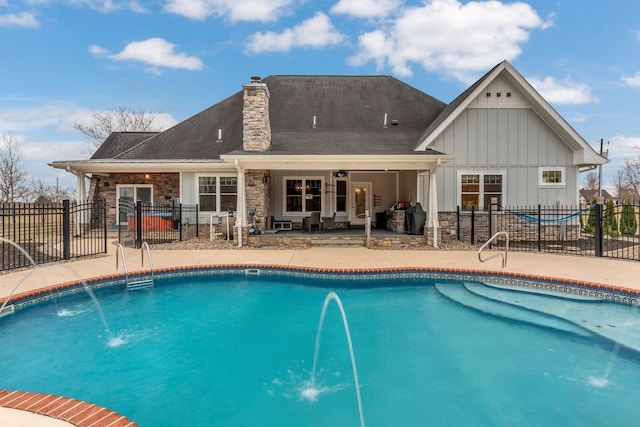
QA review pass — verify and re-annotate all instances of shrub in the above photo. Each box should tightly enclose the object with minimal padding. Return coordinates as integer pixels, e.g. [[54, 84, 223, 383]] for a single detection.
[[603, 200, 619, 237], [620, 203, 638, 236]]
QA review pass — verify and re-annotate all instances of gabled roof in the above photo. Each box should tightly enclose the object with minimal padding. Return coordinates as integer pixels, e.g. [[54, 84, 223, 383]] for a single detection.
[[110, 75, 447, 159], [414, 60, 607, 166]]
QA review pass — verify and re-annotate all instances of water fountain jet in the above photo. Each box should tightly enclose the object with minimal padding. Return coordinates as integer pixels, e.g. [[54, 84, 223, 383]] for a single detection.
[[0, 237, 122, 346], [304, 291, 365, 427]]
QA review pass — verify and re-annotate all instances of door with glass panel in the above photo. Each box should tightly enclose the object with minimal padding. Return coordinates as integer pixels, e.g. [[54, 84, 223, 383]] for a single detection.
[[350, 182, 371, 225], [116, 185, 152, 224]]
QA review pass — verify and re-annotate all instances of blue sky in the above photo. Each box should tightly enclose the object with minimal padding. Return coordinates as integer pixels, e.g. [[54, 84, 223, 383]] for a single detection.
[[1, 0, 639, 192]]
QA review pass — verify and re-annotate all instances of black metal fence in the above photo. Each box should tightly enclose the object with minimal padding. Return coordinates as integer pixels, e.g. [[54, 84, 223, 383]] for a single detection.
[[118, 200, 200, 248], [1, 199, 107, 271], [457, 201, 640, 261]]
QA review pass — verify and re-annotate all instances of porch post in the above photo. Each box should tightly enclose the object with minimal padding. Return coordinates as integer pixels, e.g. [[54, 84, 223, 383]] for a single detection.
[[235, 159, 245, 247], [427, 166, 440, 248], [76, 172, 87, 236]]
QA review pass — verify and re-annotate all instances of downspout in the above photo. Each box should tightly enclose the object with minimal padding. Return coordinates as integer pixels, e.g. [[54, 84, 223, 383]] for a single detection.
[[234, 159, 244, 248]]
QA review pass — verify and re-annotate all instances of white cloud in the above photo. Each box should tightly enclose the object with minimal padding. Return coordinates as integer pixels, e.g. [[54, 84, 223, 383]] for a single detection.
[[0, 104, 81, 133], [622, 72, 640, 87], [164, 0, 293, 22], [22, 1, 148, 13], [528, 76, 598, 105], [246, 12, 345, 53], [348, 0, 552, 80], [91, 38, 204, 74], [330, 0, 402, 19], [608, 135, 640, 160], [0, 12, 40, 28]]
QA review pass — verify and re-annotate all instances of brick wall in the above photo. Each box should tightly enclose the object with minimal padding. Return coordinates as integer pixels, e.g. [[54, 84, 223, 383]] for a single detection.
[[89, 173, 180, 227]]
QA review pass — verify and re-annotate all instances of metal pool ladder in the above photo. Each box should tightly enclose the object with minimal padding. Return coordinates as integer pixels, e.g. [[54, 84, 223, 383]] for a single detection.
[[116, 242, 155, 290], [478, 231, 509, 268]]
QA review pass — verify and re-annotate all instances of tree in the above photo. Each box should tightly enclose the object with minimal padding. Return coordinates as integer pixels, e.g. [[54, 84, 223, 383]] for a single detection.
[[603, 199, 619, 237], [0, 133, 29, 203], [74, 107, 160, 154], [27, 178, 73, 204], [582, 202, 596, 234], [618, 156, 640, 200], [620, 202, 638, 236], [582, 171, 599, 191]]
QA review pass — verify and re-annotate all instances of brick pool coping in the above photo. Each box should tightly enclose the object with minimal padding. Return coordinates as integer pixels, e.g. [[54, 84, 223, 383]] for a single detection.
[[0, 390, 138, 426], [2, 263, 639, 426]]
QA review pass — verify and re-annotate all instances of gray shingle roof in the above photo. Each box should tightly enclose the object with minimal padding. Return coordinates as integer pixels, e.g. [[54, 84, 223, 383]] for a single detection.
[[108, 75, 446, 160], [91, 132, 159, 159]]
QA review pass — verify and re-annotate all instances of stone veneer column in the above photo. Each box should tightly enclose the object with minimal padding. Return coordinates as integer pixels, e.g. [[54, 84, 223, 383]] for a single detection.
[[242, 77, 271, 151], [245, 170, 271, 231]]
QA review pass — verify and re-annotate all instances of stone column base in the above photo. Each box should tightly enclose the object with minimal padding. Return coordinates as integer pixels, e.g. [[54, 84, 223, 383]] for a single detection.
[[425, 226, 442, 248]]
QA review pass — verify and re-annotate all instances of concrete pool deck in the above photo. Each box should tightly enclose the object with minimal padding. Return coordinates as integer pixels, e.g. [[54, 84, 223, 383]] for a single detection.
[[1, 246, 640, 426]]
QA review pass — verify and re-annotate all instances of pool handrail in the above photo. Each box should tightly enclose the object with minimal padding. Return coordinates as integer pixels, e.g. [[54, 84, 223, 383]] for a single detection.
[[478, 231, 509, 268], [115, 242, 129, 283], [141, 241, 155, 285]]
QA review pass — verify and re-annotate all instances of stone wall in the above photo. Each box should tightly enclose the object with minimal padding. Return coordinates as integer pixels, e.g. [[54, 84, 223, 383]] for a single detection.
[[245, 170, 271, 231], [242, 81, 271, 151], [89, 173, 180, 227]]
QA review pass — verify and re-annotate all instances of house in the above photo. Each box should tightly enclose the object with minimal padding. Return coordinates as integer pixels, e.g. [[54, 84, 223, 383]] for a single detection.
[[49, 60, 607, 247], [579, 189, 615, 204]]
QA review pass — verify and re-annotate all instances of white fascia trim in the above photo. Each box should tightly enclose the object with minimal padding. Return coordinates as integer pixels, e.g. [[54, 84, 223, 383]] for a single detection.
[[48, 160, 235, 174], [221, 154, 455, 171]]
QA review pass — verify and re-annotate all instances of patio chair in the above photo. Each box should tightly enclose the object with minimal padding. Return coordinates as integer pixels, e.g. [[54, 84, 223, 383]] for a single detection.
[[322, 212, 336, 232], [307, 211, 322, 233]]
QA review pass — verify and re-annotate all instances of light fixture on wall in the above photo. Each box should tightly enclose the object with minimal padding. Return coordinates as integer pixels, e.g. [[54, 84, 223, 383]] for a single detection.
[[144, 174, 150, 179], [333, 170, 349, 178]]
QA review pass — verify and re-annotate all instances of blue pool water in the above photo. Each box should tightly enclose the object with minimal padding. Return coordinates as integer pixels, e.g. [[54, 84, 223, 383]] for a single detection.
[[1, 271, 639, 426]]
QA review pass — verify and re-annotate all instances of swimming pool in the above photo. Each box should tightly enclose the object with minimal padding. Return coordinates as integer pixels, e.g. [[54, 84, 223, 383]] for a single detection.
[[1, 269, 639, 426]]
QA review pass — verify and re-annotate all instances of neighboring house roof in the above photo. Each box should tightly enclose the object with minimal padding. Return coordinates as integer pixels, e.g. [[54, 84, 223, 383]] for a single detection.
[[580, 189, 614, 202], [91, 132, 159, 159], [415, 61, 607, 166]]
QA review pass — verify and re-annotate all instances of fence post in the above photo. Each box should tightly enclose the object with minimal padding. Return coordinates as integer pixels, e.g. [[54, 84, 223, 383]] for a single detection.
[[136, 200, 142, 249], [179, 203, 183, 242], [537, 205, 542, 252], [471, 205, 475, 245], [195, 204, 199, 238], [102, 199, 108, 253], [488, 204, 493, 249], [456, 205, 461, 241], [62, 199, 71, 260], [595, 203, 603, 257]]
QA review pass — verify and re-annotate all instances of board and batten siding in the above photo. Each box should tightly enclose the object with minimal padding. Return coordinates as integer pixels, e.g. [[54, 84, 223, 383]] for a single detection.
[[431, 107, 578, 211]]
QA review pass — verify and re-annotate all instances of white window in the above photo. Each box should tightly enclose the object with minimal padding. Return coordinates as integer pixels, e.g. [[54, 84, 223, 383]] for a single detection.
[[197, 174, 237, 213], [459, 172, 504, 211], [539, 167, 565, 187], [284, 176, 324, 214]]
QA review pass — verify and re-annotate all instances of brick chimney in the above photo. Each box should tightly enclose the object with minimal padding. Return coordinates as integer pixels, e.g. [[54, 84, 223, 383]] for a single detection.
[[242, 76, 271, 151]]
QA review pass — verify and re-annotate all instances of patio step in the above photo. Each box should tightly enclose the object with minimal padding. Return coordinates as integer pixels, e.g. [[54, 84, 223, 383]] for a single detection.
[[311, 237, 364, 247]]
